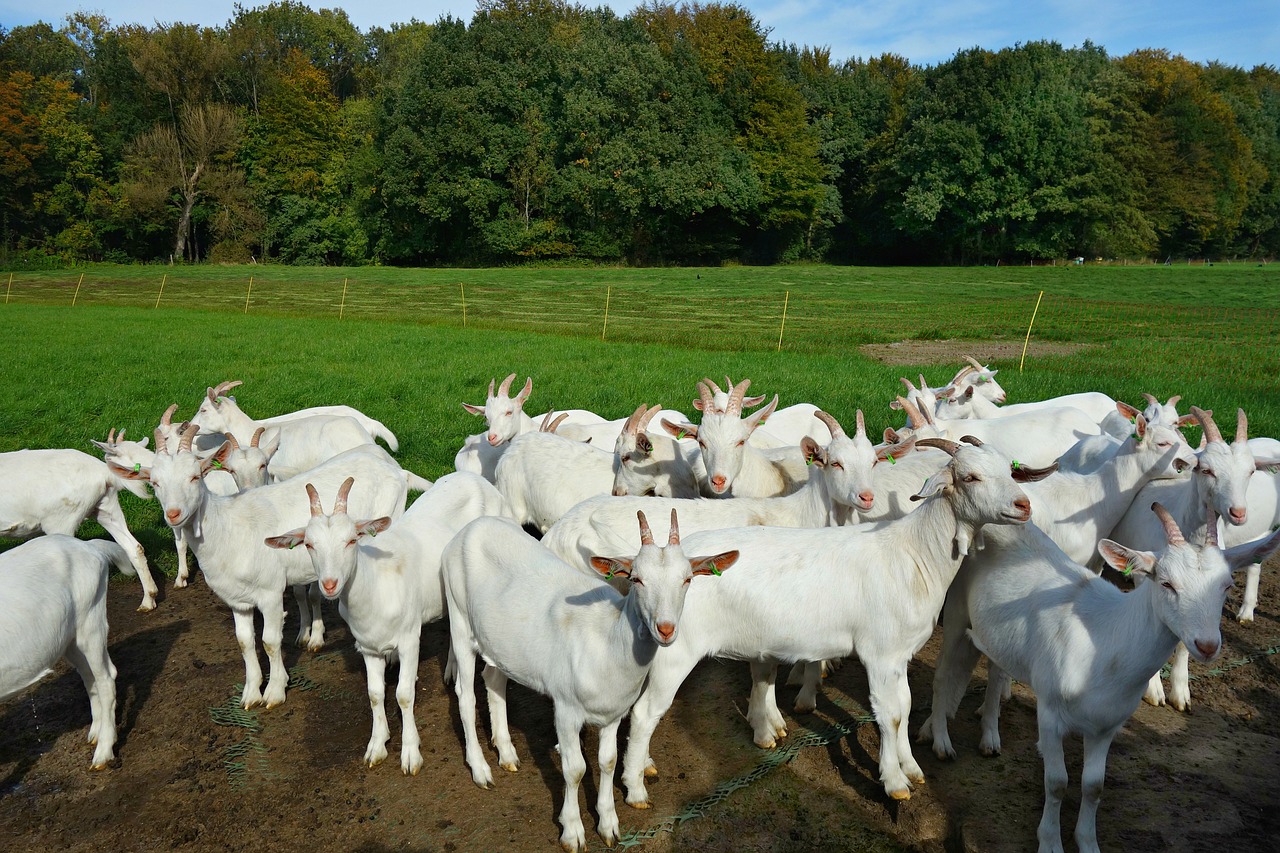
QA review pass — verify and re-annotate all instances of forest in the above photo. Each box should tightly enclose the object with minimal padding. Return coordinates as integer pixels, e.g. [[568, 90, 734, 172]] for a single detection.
[[1, 0, 1278, 267]]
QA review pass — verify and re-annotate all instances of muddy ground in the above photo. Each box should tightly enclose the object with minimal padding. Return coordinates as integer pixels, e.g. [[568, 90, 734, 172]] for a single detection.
[[2, 547, 1279, 853]]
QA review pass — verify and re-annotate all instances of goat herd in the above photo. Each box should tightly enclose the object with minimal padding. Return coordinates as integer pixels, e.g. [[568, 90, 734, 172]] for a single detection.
[[2, 361, 1278, 853]]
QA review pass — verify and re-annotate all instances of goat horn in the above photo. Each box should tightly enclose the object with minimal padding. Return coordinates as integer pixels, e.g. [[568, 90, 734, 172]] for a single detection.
[[668, 508, 680, 545], [1151, 502, 1185, 545], [486, 377, 496, 398], [334, 477, 355, 515], [916, 437, 962, 456], [899, 377, 917, 393], [960, 435, 984, 447], [178, 422, 197, 453], [726, 378, 752, 416], [216, 380, 243, 396], [1191, 407, 1223, 445], [107, 427, 117, 444], [896, 395, 924, 430], [548, 413, 568, 433], [814, 410, 845, 439], [1142, 392, 1159, 407], [117, 428, 127, 443], [637, 510, 654, 546], [154, 428, 168, 453], [497, 373, 516, 397], [702, 377, 725, 397], [225, 433, 241, 451], [1236, 408, 1248, 445], [1167, 395, 1181, 407], [965, 356, 986, 371], [623, 404, 647, 434], [695, 380, 716, 413], [251, 427, 266, 448], [638, 405, 661, 432], [160, 403, 179, 427], [307, 483, 324, 517]]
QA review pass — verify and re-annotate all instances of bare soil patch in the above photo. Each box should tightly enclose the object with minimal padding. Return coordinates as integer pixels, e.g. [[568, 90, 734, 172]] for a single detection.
[[2, 555, 1279, 853], [860, 339, 1096, 366]]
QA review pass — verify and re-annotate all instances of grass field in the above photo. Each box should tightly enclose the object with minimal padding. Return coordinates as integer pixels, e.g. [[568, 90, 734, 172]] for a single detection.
[[2, 262, 1278, 577]]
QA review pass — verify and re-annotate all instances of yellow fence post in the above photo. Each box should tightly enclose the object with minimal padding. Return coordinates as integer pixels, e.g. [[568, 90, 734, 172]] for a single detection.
[[340, 278, 349, 320], [460, 282, 467, 327], [602, 285, 611, 341], [244, 276, 254, 314], [155, 273, 167, 308], [1019, 290, 1045, 373], [5, 272, 12, 304], [777, 290, 790, 352], [72, 272, 85, 306]]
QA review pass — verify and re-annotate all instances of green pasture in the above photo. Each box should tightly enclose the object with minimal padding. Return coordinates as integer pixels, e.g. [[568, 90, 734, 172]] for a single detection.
[[2, 263, 1278, 578]]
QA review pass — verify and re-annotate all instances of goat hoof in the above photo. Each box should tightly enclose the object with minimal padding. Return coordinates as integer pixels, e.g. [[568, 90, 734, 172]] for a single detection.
[[888, 788, 911, 801], [137, 603, 156, 613], [644, 763, 658, 778], [627, 800, 652, 810], [500, 761, 519, 773]]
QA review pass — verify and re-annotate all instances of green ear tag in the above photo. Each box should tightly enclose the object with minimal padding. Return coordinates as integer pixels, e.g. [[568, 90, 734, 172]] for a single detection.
[[887, 453, 896, 465], [605, 570, 615, 580], [677, 430, 686, 440], [368, 529, 376, 538], [288, 543, 296, 550], [133, 463, 141, 473], [806, 456, 814, 466], [1121, 563, 1133, 577], [211, 459, 222, 469], [1012, 460, 1021, 470]]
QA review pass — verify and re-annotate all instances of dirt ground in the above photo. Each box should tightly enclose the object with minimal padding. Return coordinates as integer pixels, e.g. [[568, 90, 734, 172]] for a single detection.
[[859, 339, 1095, 367], [2, 546, 1279, 853]]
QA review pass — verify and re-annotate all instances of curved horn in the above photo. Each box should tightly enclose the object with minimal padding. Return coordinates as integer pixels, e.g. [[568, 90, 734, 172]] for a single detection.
[[695, 380, 716, 413], [251, 427, 266, 448], [814, 410, 846, 439], [637, 510, 654, 546], [965, 356, 986, 372], [959, 435, 984, 447], [1142, 392, 1159, 407], [486, 377, 496, 398], [225, 432, 241, 451], [1235, 408, 1248, 445], [899, 376, 917, 394], [1151, 502, 1185, 545], [726, 378, 753, 416], [334, 477, 355, 515], [916, 437, 961, 457], [497, 373, 516, 397], [178, 422, 197, 453], [306, 483, 324, 517], [106, 427, 117, 445], [637, 404, 662, 433], [215, 380, 243, 397], [623, 404, 647, 435], [668, 508, 680, 545], [160, 403, 179, 427], [1192, 406, 1223, 445], [154, 428, 168, 453], [117, 428, 127, 443], [896, 395, 925, 430], [1167, 395, 1181, 407]]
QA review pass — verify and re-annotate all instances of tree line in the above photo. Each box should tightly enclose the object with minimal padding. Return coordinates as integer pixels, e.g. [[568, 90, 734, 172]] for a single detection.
[[2, 0, 1277, 267]]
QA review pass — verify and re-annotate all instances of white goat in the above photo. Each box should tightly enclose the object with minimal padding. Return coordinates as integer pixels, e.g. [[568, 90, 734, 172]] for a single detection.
[[919, 506, 1280, 853], [610, 404, 703, 498], [694, 376, 831, 447], [1104, 408, 1273, 710], [0, 535, 130, 770], [198, 379, 401, 451], [663, 379, 807, 497], [0, 447, 158, 611], [494, 424, 616, 533], [265, 472, 512, 774], [617, 437, 1047, 806], [111, 432, 410, 709], [1234, 436, 1280, 622], [190, 383, 377, 483], [443, 509, 737, 852]]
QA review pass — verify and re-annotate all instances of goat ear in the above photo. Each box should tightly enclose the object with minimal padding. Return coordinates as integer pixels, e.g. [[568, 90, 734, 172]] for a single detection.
[[259, 433, 282, 461], [590, 556, 633, 580], [878, 436, 915, 463], [662, 421, 697, 440], [691, 551, 739, 577], [800, 436, 826, 468], [356, 517, 393, 538], [1223, 528, 1280, 573], [1133, 414, 1148, 440], [1117, 401, 1141, 421], [108, 460, 150, 481], [264, 530, 306, 550], [1174, 414, 1199, 429], [1255, 457, 1280, 474], [461, 402, 484, 416], [1097, 540, 1156, 578], [889, 398, 904, 410], [935, 387, 955, 400], [201, 441, 234, 474], [636, 433, 653, 455], [910, 468, 953, 501]]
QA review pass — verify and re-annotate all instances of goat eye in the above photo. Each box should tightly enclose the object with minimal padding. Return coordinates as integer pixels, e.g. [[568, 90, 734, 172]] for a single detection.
[[1161, 581, 1176, 592], [630, 578, 643, 586], [304, 543, 313, 550], [683, 577, 691, 585], [190, 475, 201, 483], [963, 474, 979, 483], [831, 462, 844, 470], [736, 440, 746, 447], [347, 539, 357, 547], [1200, 469, 1216, 478]]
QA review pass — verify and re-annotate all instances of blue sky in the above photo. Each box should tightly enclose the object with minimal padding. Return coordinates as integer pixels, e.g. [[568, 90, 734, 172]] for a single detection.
[[2, 0, 1277, 69]]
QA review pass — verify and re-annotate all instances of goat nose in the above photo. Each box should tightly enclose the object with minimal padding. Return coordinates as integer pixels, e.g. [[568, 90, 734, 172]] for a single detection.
[[858, 491, 875, 508], [655, 622, 675, 642], [613, 486, 627, 497], [487, 433, 501, 446], [1229, 507, 1246, 524], [321, 579, 338, 597], [165, 508, 181, 523], [710, 475, 727, 492], [1014, 497, 1031, 516], [1195, 638, 1220, 659]]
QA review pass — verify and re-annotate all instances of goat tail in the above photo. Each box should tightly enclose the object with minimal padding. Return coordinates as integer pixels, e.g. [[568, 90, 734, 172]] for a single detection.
[[369, 420, 400, 452], [90, 539, 136, 577], [403, 470, 433, 493]]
